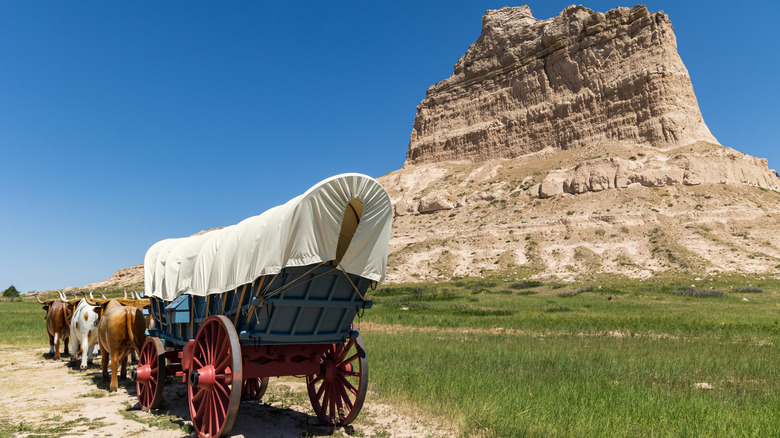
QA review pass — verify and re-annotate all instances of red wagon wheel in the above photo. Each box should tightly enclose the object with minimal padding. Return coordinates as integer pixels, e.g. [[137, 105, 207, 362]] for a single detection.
[[306, 332, 368, 427], [135, 337, 166, 412], [241, 377, 269, 401], [187, 315, 242, 438]]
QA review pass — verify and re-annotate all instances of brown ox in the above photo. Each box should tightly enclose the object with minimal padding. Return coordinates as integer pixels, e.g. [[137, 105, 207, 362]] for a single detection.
[[92, 298, 147, 392], [36, 291, 75, 360]]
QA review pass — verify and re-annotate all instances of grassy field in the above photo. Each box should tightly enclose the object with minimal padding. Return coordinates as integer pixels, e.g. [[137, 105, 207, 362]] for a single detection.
[[3, 275, 778, 437], [360, 273, 780, 437]]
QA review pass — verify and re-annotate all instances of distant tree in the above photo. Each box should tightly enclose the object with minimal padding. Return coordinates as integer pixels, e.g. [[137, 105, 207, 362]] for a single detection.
[[2, 285, 20, 298]]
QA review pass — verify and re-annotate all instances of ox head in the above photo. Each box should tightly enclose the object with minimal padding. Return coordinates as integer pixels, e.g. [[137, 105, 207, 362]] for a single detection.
[[36, 291, 76, 325], [35, 291, 65, 313], [81, 292, 109, 319]]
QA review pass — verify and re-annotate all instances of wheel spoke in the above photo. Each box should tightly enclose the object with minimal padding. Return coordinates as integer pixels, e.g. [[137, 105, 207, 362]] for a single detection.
[[201, 392, 210, 434], [334, 383, 345, 423], [211, 392, 221, 436], [309, 374, 323, 386], [339, 352, 359, 368], [192, 387, 206, 403], [337, 339, 355, 363], [216, 327, 226, 358], [332, 343, 345, 362], [338, 381, 354, 410], [214, 380, 229, 400], [197, 339, 207, 363], [194, 390, 206, 419], [337, 374, 359, 397], [329, 382, 338, 424], [213, 388, 225, 415], [215, 353, 232, 372], [207, 326, 216, 364], [315, 380, 327, 403]]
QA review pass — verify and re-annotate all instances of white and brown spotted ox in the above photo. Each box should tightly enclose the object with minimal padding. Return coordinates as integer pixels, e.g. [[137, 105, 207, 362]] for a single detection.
[[36, 291, 75, 360], [91, 298, 147, 392], [70, 292, 103, 370]]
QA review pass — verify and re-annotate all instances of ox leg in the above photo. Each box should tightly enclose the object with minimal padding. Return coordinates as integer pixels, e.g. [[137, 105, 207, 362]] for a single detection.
[[53, 333, 60, 360], [81, 336, 90, 370], [86, 333, 96, 365], [70, 326, 79, 363], [48, 334, 54, 356], [121, 354, 128, 379], [63, 336, 69, 358], [109, 353, 119, 392], [101, 347, 109, 381]]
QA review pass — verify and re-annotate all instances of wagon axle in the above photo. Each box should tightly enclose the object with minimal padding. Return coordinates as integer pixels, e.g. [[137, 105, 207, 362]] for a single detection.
[[188, 366, 219, 390]]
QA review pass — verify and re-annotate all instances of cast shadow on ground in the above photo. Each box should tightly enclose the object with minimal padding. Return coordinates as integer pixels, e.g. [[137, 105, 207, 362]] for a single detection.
[[120, 377, 345, 437]]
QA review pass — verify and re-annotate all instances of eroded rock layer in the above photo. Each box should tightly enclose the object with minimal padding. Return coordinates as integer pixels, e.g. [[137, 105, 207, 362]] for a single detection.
[[532, 148, 780, 198], [406, 5, 718, 165]]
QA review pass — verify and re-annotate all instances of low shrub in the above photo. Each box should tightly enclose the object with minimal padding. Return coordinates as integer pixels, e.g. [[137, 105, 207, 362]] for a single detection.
[[670, 287, 725, 297], [508, 280, 543, 290]]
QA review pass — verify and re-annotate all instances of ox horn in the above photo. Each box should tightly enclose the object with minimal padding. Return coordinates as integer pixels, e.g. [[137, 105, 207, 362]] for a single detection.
[[123, 288, 127, 299], [81, 291, 98, 306], [35, 293, 44, 304], [89, 291, 94, 299], [57, 290, 66, 301], [100, 292, 106, 299]]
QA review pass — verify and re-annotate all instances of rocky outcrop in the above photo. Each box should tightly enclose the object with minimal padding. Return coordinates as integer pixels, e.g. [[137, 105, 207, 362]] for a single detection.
[[419, 194, 455, 214], [82, 264, 144, 290], [531, 148, 780, 198], [405, 5, 717, 165]]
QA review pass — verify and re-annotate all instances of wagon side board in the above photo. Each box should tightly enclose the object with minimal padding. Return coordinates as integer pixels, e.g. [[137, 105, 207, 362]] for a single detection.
[[147, 264, 372, 349]]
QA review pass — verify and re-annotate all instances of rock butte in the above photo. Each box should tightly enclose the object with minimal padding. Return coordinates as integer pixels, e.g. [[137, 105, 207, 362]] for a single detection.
[[375, 4, 780, 283], [406, 5, 718, 165]]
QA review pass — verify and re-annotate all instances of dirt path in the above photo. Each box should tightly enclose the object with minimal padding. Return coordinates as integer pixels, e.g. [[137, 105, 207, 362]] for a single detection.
[[0, 346, 454, 438]]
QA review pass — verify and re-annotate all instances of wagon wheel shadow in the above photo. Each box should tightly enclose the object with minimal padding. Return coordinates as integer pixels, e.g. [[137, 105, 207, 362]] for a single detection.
[[130, 378, 338, 437]]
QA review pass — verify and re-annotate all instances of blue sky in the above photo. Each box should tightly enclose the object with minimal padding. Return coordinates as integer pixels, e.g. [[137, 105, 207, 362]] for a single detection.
[[1, 1, 777, 293]]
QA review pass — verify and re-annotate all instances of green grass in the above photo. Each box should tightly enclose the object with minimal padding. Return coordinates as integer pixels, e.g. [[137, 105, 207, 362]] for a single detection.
[[0, 299, 50, 346], [360, 273, 780, 437], [3, 274, 779, 436], [0, 286, 145, 347], [366, 274, 780, 337], [0, 415, 107, 438]]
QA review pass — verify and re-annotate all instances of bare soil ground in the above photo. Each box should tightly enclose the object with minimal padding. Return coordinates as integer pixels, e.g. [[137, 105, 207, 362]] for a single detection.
[[0, 346, 453, 438]]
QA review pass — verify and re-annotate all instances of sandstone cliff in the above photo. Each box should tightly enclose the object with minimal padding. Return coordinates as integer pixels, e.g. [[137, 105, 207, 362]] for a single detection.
[[406, 5, 717, 165], [379, 144, 780, 283], [79, 264, 144, 291], [532, 144, 780, 198]]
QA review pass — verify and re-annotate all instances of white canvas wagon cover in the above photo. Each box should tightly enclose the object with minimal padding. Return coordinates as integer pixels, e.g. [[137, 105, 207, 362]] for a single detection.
[[144, 173, 392, 301]]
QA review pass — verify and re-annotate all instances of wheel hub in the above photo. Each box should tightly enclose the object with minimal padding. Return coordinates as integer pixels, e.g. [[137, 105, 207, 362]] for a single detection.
[[135, 364, 152, 383], [323, 360, 337, 382], [189, 365, 216, 390]]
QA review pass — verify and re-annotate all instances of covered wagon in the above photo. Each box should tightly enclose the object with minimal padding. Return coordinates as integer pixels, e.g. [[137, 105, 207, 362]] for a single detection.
[[136, 173, 392, 437]]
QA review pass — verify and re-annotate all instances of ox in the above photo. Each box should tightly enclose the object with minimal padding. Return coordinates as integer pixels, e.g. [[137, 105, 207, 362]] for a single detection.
[[70, 292, 103, 370], [91, 298, 146, 392], [36, 291, 74, 360]]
